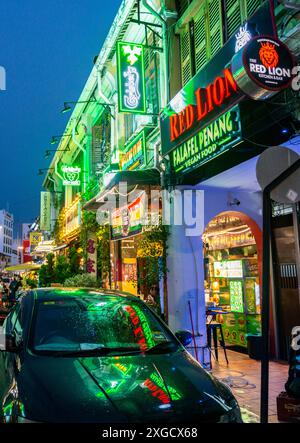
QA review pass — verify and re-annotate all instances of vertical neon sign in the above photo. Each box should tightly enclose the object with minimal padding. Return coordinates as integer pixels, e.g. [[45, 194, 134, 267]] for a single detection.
[[117, 41, 146, 114]]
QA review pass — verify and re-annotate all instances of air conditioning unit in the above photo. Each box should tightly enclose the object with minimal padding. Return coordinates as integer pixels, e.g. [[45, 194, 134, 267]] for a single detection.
[[282, 22, 300, 56], [278, 1, 300, 10]]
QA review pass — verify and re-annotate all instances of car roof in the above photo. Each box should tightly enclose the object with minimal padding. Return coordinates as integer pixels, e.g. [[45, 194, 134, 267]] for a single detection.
[[31, 287, 141, 303]]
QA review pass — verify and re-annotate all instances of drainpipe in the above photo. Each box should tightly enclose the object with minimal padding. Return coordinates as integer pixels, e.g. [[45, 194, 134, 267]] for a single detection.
[[48, 175, 57, 193], [54, 160, 68, 214], [141, 0, 169, 105], [54, 161, 63, 181], [48, 175, 59, 233], [142, 1, 172, 326], [72, 123, 87, 193]]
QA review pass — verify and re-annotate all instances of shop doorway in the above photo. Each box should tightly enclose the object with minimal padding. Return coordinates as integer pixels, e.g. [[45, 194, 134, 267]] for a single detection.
[[203, 212, 262, 353]]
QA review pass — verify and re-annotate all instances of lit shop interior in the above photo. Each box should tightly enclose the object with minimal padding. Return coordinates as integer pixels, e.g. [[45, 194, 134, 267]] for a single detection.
[[202, 213, 261, 352], [109, 190, 162, 300]]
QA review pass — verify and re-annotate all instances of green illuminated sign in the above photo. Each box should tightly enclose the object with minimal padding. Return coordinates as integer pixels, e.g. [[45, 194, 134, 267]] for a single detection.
[[120, 130, 146, 171], [117, 41, 146, 114], [62, 166, 81, 186], [171, 106, 241, 174], [229, 280, 244, 313]]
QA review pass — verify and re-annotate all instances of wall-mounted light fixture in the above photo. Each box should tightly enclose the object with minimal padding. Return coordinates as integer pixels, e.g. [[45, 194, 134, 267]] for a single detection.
[[44, 147, 70, 159], [50, 129, 79, 145], [61, 99, 115, 118], [38, 168, 54, 176]]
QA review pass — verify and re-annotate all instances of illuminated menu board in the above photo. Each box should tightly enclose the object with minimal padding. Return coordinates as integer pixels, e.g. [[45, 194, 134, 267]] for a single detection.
[[230, 281, 244, 313], [213, 260, 243, 278]]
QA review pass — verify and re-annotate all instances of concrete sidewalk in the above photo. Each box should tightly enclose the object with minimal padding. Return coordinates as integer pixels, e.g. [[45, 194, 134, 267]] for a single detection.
[[210, 350, 289, 423]]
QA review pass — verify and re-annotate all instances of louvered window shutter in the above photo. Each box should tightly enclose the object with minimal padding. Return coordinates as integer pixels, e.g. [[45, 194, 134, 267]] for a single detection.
[[92, 126, 104, 174], [194, 5, 207, 73], [180, 26, 192, 86], [244, 0, 262, 19], [225, 0, 243, 39], [177, 0, 192, 17], [207, 0, 223, 59]]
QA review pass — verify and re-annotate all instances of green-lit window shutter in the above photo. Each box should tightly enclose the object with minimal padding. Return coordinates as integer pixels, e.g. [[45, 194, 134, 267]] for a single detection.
[[177, 0, 193, 17], [225, 0, 243, 39], [244, 0, 263, 19], [180, 26, 192, 86], [194, 5, 207, 73], [208, 0, 223, 59]]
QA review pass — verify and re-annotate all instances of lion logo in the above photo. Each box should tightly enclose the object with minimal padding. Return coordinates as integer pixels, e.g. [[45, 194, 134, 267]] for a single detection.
[[259, 42, 279, 69]]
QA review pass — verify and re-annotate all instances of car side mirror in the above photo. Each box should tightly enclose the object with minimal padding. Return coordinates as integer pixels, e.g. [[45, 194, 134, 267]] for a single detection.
[[0, 331, 21, 353], [175, 330, 193, 347], [0, 326, 4, 351]]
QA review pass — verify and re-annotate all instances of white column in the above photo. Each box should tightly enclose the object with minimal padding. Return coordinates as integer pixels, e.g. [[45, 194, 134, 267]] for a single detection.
[[166, 188, 209, 366]]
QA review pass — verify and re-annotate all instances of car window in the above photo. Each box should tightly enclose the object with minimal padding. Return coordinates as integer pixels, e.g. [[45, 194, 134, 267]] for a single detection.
[[4, 304, 20, 334], [13, 303, 23, 339], [6, 303, 23, 342], [30, 295, 177, 353]]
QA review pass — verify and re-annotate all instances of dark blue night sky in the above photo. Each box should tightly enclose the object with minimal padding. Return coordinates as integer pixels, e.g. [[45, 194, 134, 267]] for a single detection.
[[0, 0, 121, 235]]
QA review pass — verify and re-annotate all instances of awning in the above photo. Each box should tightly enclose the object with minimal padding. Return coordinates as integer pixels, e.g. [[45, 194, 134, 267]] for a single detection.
[[82, 195, 104, 211], [4, 263, 41, 272], [34, 240, 56, 253], [105, 169, 161, 188], [83, 169, 161, 212], [52, 244, 67, 251]]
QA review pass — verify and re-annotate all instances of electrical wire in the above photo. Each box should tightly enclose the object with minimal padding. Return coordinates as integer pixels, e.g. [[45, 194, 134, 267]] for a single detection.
[[242, 137, 280, 149]]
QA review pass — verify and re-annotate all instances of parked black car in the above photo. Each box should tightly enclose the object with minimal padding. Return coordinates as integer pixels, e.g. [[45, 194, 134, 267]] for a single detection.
[[0, 288, 242, 423]]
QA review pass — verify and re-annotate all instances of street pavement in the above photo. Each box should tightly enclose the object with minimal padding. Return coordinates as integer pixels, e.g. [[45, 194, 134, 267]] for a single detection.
[[210, 349, 288, 423]]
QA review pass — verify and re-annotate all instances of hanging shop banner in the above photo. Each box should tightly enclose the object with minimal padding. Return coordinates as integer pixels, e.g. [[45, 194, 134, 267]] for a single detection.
[[111, 193, 145, 240], [116, 41, 146, 114], [23, 239, 32, 263], [62, 166, 81, 186], [160, 1, 275, 157], [29, 232, 42, 252], [40, 191, 51, 231], [86, 232, 97, 277], [231, 35, 295, 100], [171, 105, 241, 175], [120, 130, 146, 171]]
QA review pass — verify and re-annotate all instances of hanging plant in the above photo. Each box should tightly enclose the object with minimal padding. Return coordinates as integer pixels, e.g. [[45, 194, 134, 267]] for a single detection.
[[136, 222, 169, 288], [96, 225, 111, 287], [53, 208, 66, 245], [80, 210, 98, 266], [81, 176, 99, 203], [79, 211, 111, 286]]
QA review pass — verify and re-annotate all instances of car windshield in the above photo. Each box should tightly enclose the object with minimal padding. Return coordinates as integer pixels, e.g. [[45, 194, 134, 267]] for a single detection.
[[30, 293, 178, 355]]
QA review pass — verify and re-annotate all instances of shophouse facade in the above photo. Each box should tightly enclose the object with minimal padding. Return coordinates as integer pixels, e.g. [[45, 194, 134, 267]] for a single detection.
[[41, 0, 300, 363], [0, 210, 14, 269], [162, 0, 300, 363]]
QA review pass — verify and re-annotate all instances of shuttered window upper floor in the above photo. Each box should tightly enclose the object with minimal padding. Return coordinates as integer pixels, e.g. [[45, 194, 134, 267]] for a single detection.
[[177, 0, 265, 86]]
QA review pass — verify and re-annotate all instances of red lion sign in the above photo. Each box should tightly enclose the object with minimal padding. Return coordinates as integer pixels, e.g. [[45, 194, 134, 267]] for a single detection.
[[259, 41, 279, 69]]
